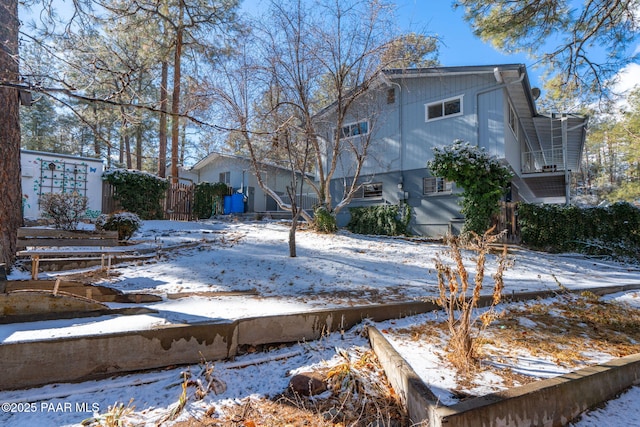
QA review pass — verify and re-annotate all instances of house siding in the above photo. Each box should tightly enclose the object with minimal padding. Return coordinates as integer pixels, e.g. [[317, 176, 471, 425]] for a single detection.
[[333, 169, 463, 236], [400, 73, 499, 171], [329, 73, 508, 176], [329, 71, 510, 236], [502, 94, 523, 175], [321, 87, 403, 178], [191, 154, 313, 213], [478, 89, 505, 157]]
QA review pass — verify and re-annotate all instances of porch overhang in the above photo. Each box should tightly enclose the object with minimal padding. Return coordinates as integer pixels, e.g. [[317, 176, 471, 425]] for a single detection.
[[518, 172, 568, 200], [504, 72, 588, 176]]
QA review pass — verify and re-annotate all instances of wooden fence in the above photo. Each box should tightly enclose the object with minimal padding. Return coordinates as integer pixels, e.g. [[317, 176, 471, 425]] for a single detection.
[[493, 202, 520, 243], [102, 181, 195, 221], [163, 181, 194, 221], [101, 181, 120, 215]]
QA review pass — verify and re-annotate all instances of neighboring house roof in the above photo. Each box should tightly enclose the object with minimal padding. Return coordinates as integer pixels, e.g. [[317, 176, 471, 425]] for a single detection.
[[191, 151, 284, 172], [190, 151, 314, 179]]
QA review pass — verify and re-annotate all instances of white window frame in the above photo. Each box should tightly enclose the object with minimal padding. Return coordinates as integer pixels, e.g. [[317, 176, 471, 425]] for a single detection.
[[423, 177, 453, 195], [425, 95, 463, 122], [339, 120, 370, 139], [353, 182, 383, 200], [219, 171, 231, 185]]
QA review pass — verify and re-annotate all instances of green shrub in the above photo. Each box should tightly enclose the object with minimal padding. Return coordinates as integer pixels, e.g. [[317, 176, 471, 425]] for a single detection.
[[103, 169, 169, 220], [40, 192, 88, 230], [193, 182, 230, 218], [519, 202, 640, 261], [347, 203, 412, 236], [96, 211, 142, 241], [313, 206, 338, 233], [427, 140, 512, 234]]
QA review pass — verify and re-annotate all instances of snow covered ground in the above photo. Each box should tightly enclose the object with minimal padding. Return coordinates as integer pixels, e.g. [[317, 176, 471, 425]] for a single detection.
[[2, 219, 640, 426]]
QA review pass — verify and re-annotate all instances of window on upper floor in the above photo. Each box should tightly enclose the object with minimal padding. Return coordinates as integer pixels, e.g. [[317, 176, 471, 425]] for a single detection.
[[340, 120, 369, 139], [425, 96, 463, 122], [219, 171, 230, 185], [353, 182, 383, 199], [423, 177, 453, 195]]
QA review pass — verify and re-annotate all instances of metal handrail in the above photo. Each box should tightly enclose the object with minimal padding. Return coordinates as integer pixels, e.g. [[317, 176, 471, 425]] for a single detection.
[[521, 148, 565, 173]]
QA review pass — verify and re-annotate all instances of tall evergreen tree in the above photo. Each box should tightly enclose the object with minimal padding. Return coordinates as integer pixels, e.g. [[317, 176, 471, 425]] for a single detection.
[[0, 0, 22, 268], [455, 0, 640, 100], [583, 86, 640, 203]]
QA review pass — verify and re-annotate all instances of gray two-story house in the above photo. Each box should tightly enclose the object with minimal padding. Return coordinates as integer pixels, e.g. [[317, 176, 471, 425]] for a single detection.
[[322, 64, 588, 236]]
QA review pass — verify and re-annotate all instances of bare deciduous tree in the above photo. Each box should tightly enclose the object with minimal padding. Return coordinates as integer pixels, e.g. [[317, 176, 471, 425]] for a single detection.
[[209, 0, 437, 255]]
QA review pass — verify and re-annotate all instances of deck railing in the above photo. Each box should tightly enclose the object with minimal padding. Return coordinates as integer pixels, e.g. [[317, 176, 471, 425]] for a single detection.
[[278, 193, 318, 211], [521, 148, 565, 174]]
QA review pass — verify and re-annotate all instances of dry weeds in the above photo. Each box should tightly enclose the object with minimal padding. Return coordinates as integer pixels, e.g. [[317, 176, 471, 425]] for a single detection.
[[173, 290, 640, 426], [172, 349, 407, 427], [391, 291, 640, 396]]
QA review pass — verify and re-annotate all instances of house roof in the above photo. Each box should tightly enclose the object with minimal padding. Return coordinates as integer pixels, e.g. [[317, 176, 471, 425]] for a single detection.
[[191, 151, 314, 178], [191, 151, 288, 172], [382, 63, 528, 81], [20, 149, 104, 164], [190, 151, 253, 171], [382, 65, 588, 172]]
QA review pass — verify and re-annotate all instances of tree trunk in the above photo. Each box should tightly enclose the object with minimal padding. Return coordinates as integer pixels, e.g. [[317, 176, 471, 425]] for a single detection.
[[135, 80, 143, 170], [106, 128, 112, 169], [180, 118, 187, 166], [135, 125, 142, 170], [124, 133, 132, 169], [118, 122, 125, 165], [0, 0, 22, 269], [158, 59, 169, 177], [92, 92, 101, 157], [170, 5, 183, 182], [289, 211, 298, 258], [287, 185, 301, 258]]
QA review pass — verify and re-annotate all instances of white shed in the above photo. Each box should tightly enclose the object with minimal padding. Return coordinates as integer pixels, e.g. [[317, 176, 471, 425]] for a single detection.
[[20, 150, 105, 220]]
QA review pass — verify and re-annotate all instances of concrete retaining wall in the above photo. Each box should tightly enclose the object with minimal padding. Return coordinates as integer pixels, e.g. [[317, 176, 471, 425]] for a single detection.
[[5, 284, 640, 425], [368, 326, 435, 425], [368, 326, 640, 427], [0, 300, 437, 391]]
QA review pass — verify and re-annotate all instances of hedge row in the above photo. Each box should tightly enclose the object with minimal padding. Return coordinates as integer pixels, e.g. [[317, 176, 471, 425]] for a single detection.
[[347, 204, 412, 236], [102, 169, 169, 220], [193, 182, 231, 219], [518, 202, 640, 260]]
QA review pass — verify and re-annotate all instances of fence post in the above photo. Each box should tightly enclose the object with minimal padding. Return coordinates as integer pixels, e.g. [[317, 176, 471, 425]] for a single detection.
[[0, 263, 7, 293]]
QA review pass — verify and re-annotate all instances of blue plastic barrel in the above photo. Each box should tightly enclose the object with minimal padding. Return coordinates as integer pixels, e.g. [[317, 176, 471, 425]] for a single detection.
[[223, 195, 232, 214], [231, 193, 245, 213]]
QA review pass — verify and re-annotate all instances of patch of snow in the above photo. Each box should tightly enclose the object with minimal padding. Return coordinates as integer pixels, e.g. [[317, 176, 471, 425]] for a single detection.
[[2, 219, 640, 426]]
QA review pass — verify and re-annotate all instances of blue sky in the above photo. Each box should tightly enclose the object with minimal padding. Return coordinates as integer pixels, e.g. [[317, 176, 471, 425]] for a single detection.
[[239, 0, 544, 87], [239, 0, 639, 96], [394, 1, 530, 65]]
